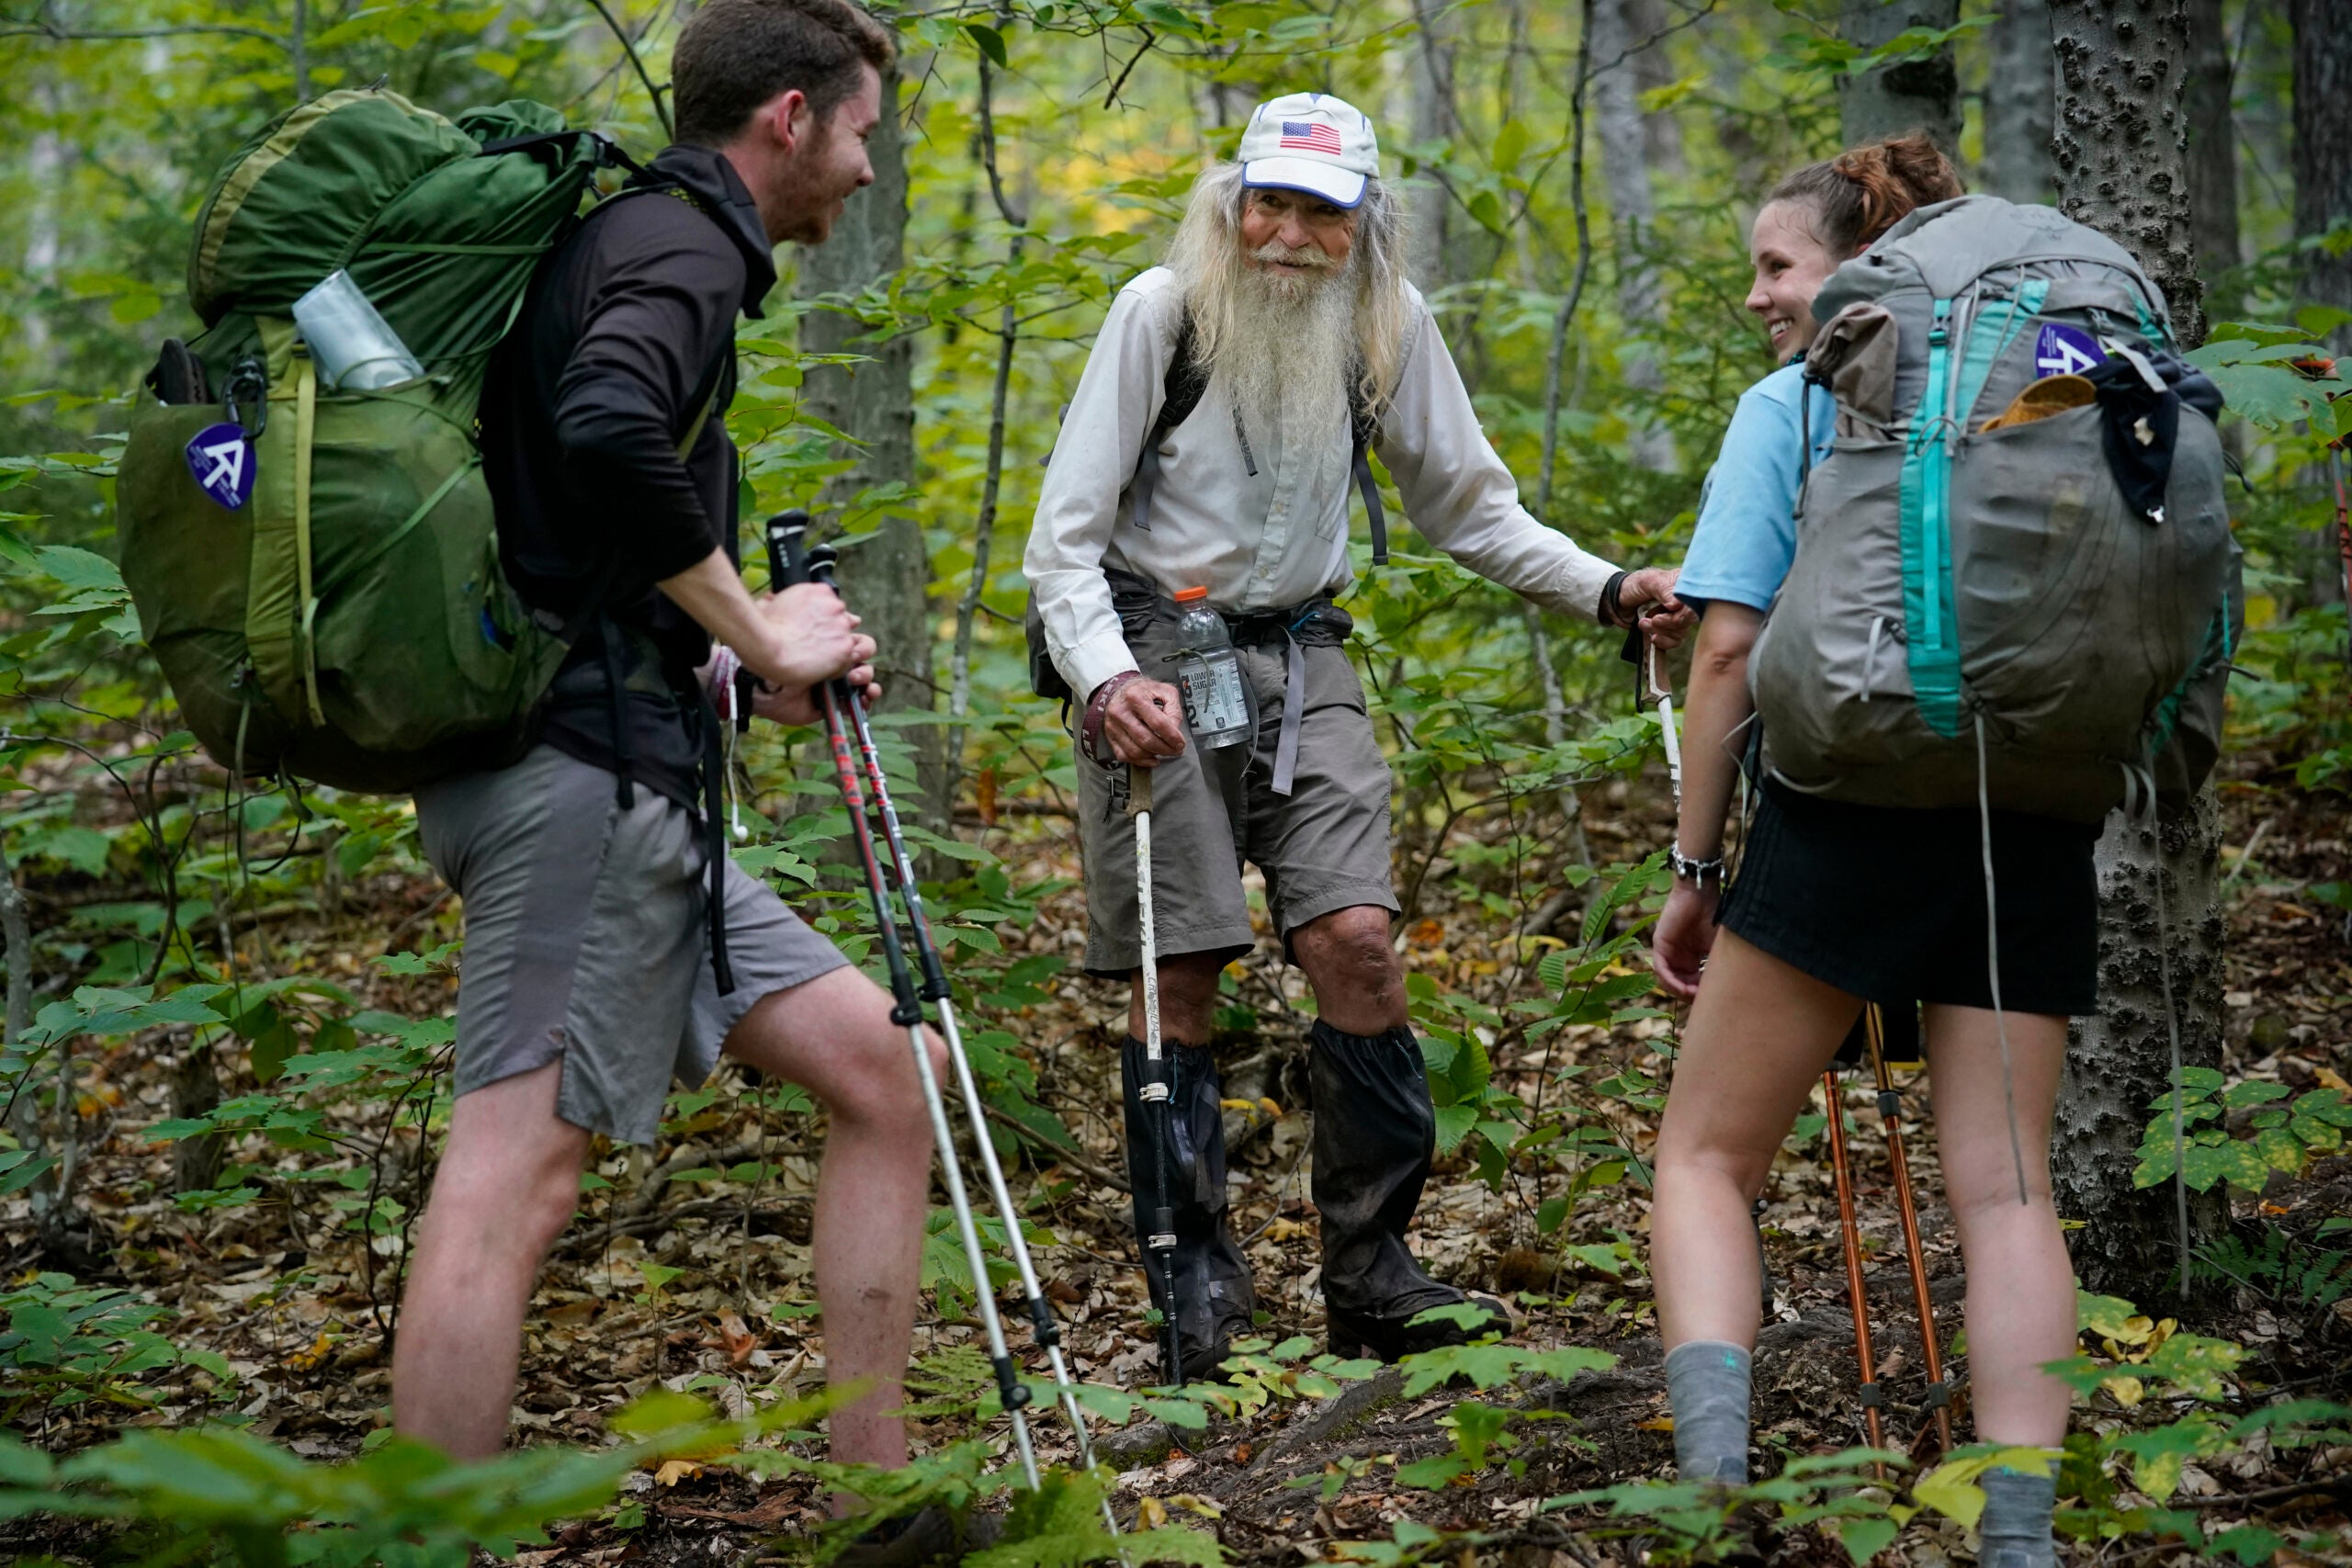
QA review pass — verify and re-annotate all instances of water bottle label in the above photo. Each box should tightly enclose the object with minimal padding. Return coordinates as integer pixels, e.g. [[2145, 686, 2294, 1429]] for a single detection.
[[1178, 651, 1250, 743]]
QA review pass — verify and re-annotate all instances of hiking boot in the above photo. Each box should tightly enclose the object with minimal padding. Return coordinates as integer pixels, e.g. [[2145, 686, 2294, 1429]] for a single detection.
[[1310, 1021, 1511, 1362], [1122, 1036, 1258, 1382]]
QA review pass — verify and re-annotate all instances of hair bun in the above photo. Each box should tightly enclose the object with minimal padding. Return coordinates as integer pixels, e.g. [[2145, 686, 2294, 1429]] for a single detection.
[[1769, 134, 1963, 256]]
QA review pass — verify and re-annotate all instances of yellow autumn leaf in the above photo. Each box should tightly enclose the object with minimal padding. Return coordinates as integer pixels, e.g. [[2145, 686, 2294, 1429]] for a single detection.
[[1136, 1496, 1169, 1529], [2100, 1374, 2144, 1407], [654, 1459, 706, 1487], [284, 1332, 334, 1373]]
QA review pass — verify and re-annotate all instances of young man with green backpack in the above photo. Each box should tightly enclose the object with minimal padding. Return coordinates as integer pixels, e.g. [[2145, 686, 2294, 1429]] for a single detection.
[[119, 0, 937, 1485], [374, 0, 953, 1483]]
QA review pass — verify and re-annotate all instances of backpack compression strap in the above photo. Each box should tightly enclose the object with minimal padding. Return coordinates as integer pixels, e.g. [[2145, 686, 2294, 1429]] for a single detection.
[[1129, 309, 1389, 565]]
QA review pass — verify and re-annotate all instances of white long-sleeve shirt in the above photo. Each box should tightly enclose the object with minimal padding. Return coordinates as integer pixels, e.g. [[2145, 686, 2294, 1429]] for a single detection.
[[1023, 265, 1622, 700]]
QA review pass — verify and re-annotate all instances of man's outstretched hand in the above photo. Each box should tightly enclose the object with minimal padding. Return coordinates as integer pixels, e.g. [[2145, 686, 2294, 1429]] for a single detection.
[[1619, 566, 1695, 649], [1101, 677, 1190, 766]]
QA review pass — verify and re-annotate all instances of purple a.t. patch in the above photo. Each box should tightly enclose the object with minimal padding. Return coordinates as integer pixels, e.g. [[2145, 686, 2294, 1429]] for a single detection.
[[2033, 321, 2105, 379], [185, 423, 254, 511]]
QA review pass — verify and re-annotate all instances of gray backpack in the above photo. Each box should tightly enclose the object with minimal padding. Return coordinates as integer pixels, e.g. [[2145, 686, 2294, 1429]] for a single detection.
[[1749, 196, 2239, 825]]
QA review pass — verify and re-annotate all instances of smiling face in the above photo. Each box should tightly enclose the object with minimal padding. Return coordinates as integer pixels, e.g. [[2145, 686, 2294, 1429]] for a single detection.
[[1238, 186, 1357, 299], [1746, 198, 1848, 364], [745, 63, 881, 246]]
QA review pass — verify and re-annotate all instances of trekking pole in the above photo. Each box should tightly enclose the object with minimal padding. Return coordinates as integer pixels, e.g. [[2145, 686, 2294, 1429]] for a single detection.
[[1820, 1054, 1888, 1462], [763, 513, 1041, 1492], [1648, 637, 1682, 808], [1863, 1006, 1953, 1454], [1128, 762, 1187, 1390], [770, 526, 1115, 1500]]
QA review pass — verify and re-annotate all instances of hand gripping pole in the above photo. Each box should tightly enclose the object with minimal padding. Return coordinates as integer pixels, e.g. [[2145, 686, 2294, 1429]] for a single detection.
[[764, 512, 1039, 1492]]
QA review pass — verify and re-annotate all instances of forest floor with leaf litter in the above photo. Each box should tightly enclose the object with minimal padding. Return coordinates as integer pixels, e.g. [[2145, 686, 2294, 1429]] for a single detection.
[[3, 750, 2348, 1566]]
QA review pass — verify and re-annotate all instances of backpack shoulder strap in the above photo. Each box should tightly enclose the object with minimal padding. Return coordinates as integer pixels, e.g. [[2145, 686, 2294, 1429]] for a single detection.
[[1347, 366, 1388, 566], [1128, 306, 1207, 533]]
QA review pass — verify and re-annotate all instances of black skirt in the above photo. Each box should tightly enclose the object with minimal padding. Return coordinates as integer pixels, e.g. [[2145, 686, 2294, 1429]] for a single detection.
[[1718, 782, 2101, 1018]]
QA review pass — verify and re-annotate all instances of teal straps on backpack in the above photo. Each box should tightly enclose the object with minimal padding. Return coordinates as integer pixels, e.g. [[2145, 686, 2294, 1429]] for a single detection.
[[1954, 279, 2046, 428], [1901, 298, 1963, 738]]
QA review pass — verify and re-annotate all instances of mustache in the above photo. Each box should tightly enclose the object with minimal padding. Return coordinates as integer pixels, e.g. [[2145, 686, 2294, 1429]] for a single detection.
[[1250, 240, 1337, 269]]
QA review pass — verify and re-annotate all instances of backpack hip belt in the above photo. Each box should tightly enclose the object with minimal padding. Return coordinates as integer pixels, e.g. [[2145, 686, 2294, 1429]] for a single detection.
[[1221, 593, 1353, 798]]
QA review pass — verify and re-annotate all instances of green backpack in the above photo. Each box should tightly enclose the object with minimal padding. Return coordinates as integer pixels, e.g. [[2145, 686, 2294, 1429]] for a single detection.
[[117, 89, 672, 794]]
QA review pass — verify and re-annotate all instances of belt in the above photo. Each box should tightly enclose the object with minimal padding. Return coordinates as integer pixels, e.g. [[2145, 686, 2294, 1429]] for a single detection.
[[1225, 598, 1352, 797]]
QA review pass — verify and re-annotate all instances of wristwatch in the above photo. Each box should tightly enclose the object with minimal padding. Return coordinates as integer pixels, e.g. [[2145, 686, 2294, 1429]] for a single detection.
[[1668, 844, 1727, 887]]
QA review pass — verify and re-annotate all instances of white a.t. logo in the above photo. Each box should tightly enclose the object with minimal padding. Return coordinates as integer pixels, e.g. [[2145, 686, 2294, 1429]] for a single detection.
[[184, 422, 255, 511]]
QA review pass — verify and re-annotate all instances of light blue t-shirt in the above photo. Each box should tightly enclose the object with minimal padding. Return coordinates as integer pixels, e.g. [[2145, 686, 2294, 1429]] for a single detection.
[[1676, 361, 1837, 613]]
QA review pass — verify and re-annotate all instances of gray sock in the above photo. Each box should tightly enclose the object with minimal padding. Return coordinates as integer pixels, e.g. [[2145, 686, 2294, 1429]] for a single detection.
[[1663, 1339, 1751, 1483], [1979, 1464, 2056, 1568]]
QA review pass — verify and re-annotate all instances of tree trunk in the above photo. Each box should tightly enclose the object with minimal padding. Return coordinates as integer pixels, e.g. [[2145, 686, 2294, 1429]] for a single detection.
[[2183, 0, 2239, 290], [2053, 801, 2228, 1299], [1838, 0, 1962, 154], [795, 64, 943, 827], [2050, 0, 2201, 343], [1980, 0, 2055, 204], [2049, 0, 2221, 1303], [1590, 0, 1674, 472], [1404, 0, 1501, 331], [2291, 0, 2352, 350]]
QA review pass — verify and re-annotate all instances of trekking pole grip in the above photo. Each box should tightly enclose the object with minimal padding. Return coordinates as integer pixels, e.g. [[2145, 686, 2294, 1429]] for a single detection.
[[1127, 762, 1152, 817], [763, 509, 813, 589]]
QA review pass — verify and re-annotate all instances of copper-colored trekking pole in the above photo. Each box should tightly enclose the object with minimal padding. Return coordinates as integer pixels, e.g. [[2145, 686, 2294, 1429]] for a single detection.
[[1821, 1058, 1887, 1457], [1865, 1008, 1953, 1453]]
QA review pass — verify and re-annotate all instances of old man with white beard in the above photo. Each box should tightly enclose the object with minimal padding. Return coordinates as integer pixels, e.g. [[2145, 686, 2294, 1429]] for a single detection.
[[1023, 93, 1690, 1379]]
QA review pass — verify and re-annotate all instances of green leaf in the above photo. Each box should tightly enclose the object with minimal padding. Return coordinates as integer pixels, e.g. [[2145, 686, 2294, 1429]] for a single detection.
[[1837, 1514, 1899, 1564], [1430, 1102, 1476, 1155], [963, 21, 1008, 66]]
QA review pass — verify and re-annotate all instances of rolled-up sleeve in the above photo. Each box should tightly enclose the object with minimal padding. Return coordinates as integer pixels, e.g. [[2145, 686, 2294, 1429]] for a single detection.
[[1023, 282, 1173, 699], [1376, 296, 1621, 622]]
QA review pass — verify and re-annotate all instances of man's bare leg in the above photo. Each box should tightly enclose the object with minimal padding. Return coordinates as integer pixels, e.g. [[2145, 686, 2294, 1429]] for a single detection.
[[393, 1061, 592, 1459], [1289, 905, 1409, 1033], [1127, 950, 1225, 1043], [724, 965, 943, 1473]]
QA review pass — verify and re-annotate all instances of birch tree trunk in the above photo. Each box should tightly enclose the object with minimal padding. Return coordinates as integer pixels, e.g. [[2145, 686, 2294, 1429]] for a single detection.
[[1979, 0, 2055, 204], [795, 64, 943, 826], [1589, 0, 1673, 472], [2048, 0, 2224, 1302], [2291, 0, 2352, 350], [1838, 0, 1962, 154]]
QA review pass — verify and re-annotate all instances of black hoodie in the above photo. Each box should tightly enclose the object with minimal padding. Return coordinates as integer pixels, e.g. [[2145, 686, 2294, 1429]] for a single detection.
[[481, 143, 776, 808]]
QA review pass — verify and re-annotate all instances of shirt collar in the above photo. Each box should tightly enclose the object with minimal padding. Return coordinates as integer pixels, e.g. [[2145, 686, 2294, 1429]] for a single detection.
[[647, 143, 777, 318]]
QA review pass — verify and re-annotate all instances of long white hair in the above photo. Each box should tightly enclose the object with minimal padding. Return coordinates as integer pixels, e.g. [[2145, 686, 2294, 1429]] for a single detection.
[[1163, 160, 1410, 425]]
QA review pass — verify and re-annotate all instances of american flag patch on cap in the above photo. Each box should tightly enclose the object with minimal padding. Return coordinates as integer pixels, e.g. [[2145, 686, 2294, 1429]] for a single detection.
[[1279, 120, 1344, 154]]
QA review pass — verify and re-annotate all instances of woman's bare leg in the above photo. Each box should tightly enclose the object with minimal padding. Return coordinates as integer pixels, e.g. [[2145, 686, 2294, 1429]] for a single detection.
[[1652, 929, 1863, 1349], [1920, 1002, 2074, 1448]]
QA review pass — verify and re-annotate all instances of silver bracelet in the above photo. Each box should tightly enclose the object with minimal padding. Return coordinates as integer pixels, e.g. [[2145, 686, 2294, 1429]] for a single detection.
[[1668, 845, 1727, 886]]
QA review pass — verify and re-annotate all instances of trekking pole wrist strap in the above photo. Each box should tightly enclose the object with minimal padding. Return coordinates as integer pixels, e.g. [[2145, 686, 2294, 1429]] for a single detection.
[[1600, 570, 1632, 627], [1080, 670, 1143, 765], [1668, 844, 1727, 886]]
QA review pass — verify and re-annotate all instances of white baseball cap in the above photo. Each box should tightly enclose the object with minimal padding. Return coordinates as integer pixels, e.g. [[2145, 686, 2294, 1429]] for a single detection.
[[1237, 92, 1381, 210]]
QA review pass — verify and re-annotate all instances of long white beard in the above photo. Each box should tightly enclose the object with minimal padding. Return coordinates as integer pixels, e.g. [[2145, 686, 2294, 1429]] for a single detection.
[[1213, 250, 1357, 454]]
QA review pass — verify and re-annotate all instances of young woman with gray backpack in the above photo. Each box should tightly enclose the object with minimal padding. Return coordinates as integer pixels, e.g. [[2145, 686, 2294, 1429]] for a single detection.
[[1642, 138, 2235, 1567]]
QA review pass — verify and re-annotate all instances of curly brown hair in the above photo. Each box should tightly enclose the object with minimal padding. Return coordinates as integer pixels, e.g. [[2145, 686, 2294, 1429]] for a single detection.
[[672, 0, 896, 147], [1766, 134, 1965, 256]]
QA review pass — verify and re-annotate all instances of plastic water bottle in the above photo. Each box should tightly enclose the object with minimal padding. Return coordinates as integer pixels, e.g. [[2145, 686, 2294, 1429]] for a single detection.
[[1171, 586, 1250, 750], [291, 269, 424, 390]]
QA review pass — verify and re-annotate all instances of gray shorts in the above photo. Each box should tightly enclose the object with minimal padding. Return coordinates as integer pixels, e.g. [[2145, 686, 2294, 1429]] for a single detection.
[[414, 745, 848, 1145], [1076, 592, 1398, 978]]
